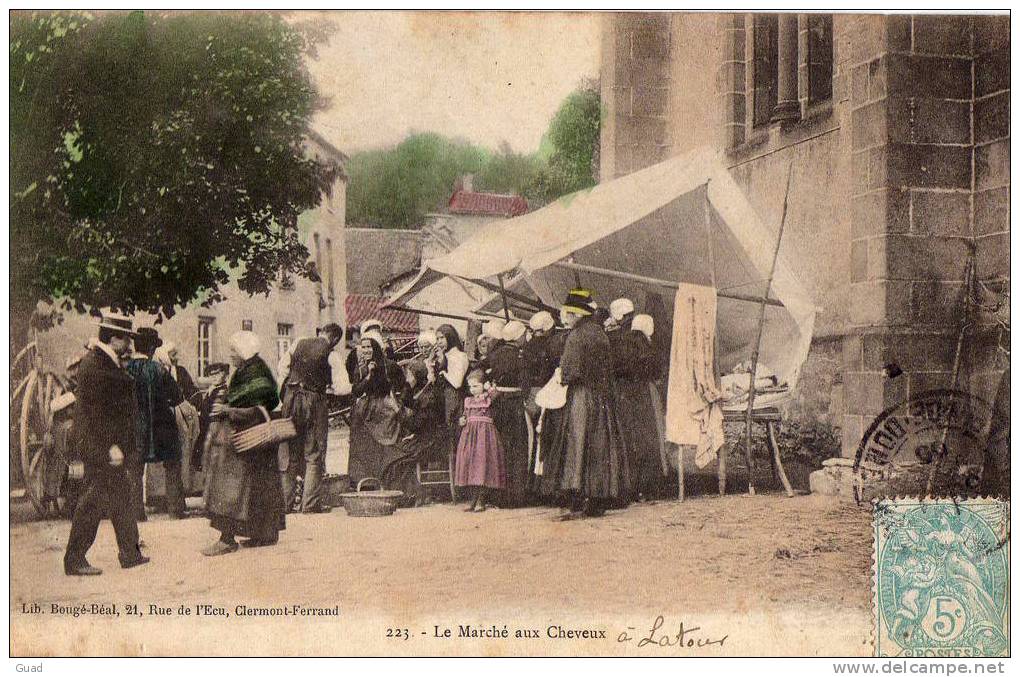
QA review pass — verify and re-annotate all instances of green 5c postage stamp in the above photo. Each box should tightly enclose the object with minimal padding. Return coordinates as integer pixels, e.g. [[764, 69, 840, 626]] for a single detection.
[[874, 497, 1009, 657]]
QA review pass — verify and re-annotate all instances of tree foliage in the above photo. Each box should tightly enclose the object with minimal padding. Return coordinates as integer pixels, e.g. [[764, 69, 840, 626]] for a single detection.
[[346, 133, 487, 230], [10, 10, 339, 320], [537, 81, 601, 199], [347, 81, 600, 229]]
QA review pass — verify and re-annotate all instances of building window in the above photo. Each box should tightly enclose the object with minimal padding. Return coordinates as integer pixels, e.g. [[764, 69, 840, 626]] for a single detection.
[[197, 317, 214, 378], [313, 233, 322, 285], [807, 14, 833, 104], [752, 14, 779, 127], [276, 323, 293, 364], [325, 237, 335, 303], [241, 319, 253, 331]]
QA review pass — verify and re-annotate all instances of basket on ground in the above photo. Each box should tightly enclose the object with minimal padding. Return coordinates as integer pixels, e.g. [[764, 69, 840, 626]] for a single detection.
[[338, 478, 404, 517]]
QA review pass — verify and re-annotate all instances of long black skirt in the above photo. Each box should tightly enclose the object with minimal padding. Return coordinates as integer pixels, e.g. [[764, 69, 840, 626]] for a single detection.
[[617, 379, 668, 497], [539, 384, 630, 500], [204, 420, 285, 540], [348, 396, 404, 486], [490, 393, 530, 507]]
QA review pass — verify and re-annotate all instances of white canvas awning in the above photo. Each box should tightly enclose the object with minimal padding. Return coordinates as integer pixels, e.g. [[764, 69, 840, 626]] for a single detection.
[[385, 146, 817, 389]]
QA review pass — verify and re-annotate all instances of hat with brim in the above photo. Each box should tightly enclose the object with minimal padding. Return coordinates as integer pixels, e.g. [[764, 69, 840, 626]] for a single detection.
[[135, 327, 163, 349], [94, 313, 138, 337], [561, 288, 595, 317]]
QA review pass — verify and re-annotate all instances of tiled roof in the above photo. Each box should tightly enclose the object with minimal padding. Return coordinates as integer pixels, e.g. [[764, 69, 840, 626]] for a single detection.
[[448, 190, 529, 218], [344, 294, 419, 334]]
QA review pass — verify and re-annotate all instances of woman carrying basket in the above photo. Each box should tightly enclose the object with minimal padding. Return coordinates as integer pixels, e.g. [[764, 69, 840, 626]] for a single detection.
[[201, 331, 286, 556]]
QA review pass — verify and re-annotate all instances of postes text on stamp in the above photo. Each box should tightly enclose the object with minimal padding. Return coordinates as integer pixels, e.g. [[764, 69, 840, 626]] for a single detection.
[[873, 497, 1009, 657]]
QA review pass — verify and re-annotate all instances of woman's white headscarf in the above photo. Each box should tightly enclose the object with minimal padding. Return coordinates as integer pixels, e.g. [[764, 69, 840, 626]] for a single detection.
[[610, 298, 635, 322], [229, 331, 261, 361], [417, 330, 437, 348], [482, 319, 506, 339], [632, 314, 654, 339], [528, 311, 554, 333], [502, 320, 527, 342]]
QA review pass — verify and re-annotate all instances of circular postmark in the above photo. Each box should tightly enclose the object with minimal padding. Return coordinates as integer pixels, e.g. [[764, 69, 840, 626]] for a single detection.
[[876, 502, 1009, 656], [854, 390, 993, 501]]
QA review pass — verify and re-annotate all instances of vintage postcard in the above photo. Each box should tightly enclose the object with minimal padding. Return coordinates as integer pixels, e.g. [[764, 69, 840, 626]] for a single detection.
[[8, 9, 1011, 660]]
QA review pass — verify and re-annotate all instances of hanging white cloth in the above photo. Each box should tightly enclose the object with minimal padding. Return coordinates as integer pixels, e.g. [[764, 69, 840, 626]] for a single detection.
[[665, 283, 725, 468]]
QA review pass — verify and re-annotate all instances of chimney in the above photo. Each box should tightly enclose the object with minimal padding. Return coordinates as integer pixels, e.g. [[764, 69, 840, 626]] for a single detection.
[[461, 174, 474, 193]]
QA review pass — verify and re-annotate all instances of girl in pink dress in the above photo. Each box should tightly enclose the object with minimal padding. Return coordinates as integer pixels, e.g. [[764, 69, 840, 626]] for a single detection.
[[454, 370, 508, 512]]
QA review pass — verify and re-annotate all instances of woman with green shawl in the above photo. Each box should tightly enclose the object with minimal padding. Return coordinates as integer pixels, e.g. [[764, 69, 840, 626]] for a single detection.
[[201, 331, 286, 556]]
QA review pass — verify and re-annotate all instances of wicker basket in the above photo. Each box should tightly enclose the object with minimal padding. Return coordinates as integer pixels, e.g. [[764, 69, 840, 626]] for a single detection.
[[232, 406, 297, 454], [339, 478, 404, 517]]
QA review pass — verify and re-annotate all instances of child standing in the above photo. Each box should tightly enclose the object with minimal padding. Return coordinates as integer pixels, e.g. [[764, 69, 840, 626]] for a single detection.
[[454, 370, 507, 512]]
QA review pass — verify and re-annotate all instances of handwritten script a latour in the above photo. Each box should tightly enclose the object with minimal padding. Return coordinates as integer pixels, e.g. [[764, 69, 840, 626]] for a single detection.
[[617, 615, 728, 651]]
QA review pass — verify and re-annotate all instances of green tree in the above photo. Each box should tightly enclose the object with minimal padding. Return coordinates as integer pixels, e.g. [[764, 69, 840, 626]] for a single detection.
[[475, 141, 546, 200], [10, 10, 339, 320], [346, 133, 489, 229], [345, 82, 601, 229], [533, 79, 601, 201]]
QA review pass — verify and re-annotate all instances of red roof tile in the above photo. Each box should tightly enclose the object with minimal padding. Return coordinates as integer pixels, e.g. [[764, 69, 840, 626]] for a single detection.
[[344, 294, 419, 334], [448, 190, 529, 218]]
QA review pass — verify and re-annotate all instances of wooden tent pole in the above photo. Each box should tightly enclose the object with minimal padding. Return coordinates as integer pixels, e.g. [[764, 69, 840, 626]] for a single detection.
[[703, 185, 726, 498], [744, 164, 794, 497], [458, 276, 560, 315], [496, 273, 512, 321], [550, 261, 785, 308]]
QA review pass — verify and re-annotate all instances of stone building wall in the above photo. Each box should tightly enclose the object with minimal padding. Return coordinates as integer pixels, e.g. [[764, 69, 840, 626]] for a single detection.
[[601, 12, 1009, 457], [841, 14, 1010, 455]]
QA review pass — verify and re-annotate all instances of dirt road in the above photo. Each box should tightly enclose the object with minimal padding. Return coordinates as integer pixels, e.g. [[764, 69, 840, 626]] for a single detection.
[[10, 493, 874, 656]]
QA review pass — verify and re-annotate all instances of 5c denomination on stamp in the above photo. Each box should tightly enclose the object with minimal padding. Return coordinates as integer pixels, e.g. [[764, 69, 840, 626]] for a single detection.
[[873, 497, 1009, 657]]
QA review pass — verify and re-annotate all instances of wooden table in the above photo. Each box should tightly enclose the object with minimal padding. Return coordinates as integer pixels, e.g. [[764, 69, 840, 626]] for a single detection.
[[677, 407, 794, 500]]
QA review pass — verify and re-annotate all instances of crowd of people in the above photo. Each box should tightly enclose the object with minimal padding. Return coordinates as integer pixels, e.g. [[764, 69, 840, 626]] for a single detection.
[[342, 286, 668, 519], [59, 285, 669, 576]]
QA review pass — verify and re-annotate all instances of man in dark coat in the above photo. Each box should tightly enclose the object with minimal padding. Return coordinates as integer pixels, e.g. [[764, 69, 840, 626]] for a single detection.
[[278, 323, 344, 513], [63, 314, 149, 575], [126, 327, 186, 518], [486, 321, 531, 507], [541, 289, 630, 519]]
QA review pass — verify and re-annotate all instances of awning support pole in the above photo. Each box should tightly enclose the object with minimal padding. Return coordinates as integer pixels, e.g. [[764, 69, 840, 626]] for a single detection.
[[745, 164, 795, 498], [457, 275, 560, 315], [496, 273, 512, 321], [549, 261, 785, 308], [704, 185, 726, 499]]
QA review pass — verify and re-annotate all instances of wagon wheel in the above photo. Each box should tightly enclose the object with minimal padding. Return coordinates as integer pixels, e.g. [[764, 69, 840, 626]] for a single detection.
[[20, 370, 67, 519], [9, 340, 37, 485]]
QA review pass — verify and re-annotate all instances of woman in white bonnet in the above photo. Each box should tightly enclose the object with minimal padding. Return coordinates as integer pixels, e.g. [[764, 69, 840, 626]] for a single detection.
[[611, 313, 668, 501], [522, 310, 557, 412], [201, 331, 285, 555], [632, 314, 654, 340]]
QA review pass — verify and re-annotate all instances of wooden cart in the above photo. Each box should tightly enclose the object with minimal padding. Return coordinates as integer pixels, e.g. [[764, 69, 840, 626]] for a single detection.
[[9, 337, 80, 519]]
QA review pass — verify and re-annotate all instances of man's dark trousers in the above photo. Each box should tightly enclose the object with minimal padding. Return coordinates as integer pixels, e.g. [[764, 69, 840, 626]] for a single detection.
[[64, 462, 141, 570], [281, 386, 329, 512]]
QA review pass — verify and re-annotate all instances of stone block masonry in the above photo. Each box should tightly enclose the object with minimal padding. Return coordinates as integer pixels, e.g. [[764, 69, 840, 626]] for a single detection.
[[844, 14, 1010, 459]]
